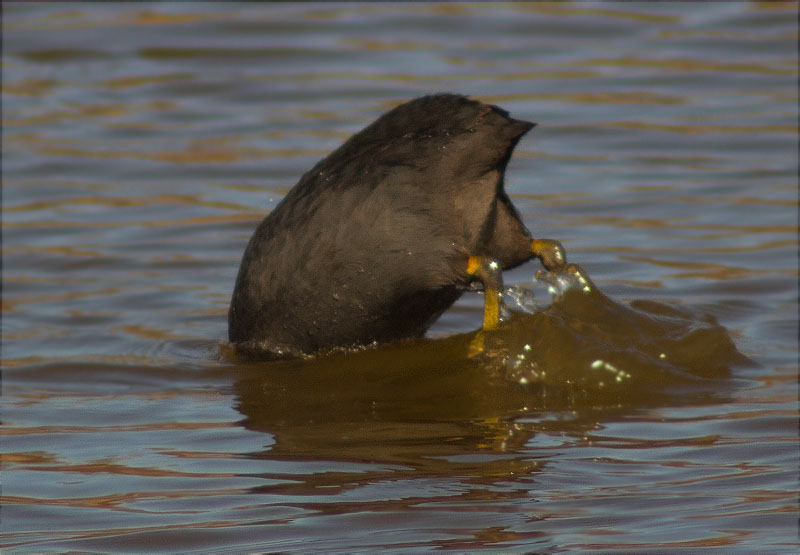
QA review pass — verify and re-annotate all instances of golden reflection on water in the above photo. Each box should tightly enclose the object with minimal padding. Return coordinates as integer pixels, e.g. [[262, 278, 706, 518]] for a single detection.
[[4, 213, 262, 229], [114, 324, 193, 341], [483, 91, 686, 104], [302, 3, 683, 24], [0, 421, 234, 436], [3, 78, 60, 96], [4, 194, 250, 213], [2, 288, 121, 313], [102, 72, 195, 91], [571, 55, 794, 76], [9, 138, 325, 164], [4, 100, 175, 126], [252, 69, 606, 81], [553, 215, 797, 235], [3, 1, 797, 551], [617, 256, 794, 280], [597, 121, 797, 134], [5, 9, 226, 32]]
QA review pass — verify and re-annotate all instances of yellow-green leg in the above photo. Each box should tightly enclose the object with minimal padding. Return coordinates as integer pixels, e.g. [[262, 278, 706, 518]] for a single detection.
[[467, 255, 504, 331], [531, 238, 568, 271], [466, 256, 505, 356]]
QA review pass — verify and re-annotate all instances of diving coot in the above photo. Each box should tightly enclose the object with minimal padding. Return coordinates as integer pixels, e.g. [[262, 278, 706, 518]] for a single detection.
[[229, 93, 559, 356]]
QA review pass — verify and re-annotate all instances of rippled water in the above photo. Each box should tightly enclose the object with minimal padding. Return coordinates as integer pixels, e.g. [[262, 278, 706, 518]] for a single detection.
[[2, 2, 798, 552]]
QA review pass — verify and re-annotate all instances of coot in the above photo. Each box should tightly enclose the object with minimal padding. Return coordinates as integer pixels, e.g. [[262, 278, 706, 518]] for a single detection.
[[229, 94, 559, 356]]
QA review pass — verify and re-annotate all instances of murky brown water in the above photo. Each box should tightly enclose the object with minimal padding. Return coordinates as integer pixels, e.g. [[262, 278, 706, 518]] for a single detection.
[[2, 2, 798, 552]]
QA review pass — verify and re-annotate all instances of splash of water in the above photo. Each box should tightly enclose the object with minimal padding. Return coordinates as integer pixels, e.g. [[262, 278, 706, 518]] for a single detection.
[[491, 263, 750, 396]]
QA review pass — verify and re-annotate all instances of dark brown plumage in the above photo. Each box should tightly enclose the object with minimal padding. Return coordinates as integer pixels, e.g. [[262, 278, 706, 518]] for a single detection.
[[229, 94, 536, 355]]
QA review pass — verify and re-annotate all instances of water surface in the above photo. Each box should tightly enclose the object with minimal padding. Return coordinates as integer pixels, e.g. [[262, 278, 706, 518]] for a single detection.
[[2, 2, 798, 552]]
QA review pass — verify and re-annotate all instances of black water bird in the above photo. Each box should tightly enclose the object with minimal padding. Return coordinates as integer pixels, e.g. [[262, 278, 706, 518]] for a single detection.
[[229, 93, 559, 356]]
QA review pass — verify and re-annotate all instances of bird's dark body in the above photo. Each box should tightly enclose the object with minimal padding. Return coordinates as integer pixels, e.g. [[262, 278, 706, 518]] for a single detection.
[[228, 94, 536, 355]]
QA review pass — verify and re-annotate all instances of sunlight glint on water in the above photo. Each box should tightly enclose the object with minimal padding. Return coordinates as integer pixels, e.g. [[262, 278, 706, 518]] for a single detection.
[[2, 2, 797, 552]]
